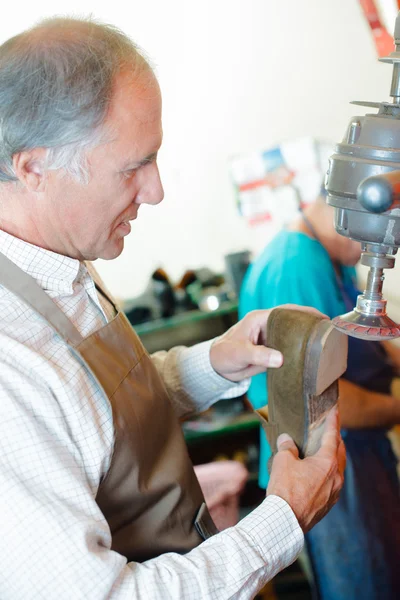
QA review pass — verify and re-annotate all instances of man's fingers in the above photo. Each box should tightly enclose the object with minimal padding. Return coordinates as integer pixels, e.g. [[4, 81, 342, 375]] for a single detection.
[[247, 306, 328, 332], [278, 304, 329, 319], [246, 343, 283, 369], [246, 307, 328, 347], [276, 433, 299, 459], [313, 406, 341, 459], [337, 439, 346, 477]]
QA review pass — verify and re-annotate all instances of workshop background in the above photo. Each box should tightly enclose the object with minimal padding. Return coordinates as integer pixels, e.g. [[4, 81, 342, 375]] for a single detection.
[[0, 0, 397, 305], [1, 3, 399, 598]]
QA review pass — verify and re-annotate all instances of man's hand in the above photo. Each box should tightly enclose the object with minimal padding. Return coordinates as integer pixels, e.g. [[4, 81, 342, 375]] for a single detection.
[[267, 406, 346, 533], [209, 306, 326, 382]]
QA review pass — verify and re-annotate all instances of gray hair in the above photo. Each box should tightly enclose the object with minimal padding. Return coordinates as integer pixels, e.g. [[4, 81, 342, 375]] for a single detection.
[[0, 16, 152, 183]]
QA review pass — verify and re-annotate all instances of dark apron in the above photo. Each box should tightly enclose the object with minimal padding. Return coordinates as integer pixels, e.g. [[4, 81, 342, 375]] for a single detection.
[[0, 251, 217, 563]]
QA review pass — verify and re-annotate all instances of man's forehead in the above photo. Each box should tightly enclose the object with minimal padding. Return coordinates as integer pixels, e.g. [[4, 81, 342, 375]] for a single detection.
[[112, 68, 161, 105], [106, 73, 162, 136], [103, 71, 162, 155]]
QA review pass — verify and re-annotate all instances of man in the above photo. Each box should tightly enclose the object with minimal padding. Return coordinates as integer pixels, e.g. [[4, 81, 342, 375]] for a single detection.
[[0, 18, 345, 599], [240, 192, 400, 599]]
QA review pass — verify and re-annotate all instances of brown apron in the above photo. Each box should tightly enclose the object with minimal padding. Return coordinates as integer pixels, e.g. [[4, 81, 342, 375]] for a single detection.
[[0, 252, 217, 562]]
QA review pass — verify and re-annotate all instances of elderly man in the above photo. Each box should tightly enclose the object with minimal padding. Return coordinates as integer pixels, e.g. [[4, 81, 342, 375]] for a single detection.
[[0, 18, 344, 599], [240, 192, 400, 599]]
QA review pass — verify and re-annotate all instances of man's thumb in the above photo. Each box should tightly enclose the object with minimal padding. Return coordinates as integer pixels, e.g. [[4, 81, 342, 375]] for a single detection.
[[276, 433, 299, 458]]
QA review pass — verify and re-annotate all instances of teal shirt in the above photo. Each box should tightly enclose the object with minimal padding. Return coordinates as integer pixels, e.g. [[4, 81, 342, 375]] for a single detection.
[[239, 230, 356, 488]]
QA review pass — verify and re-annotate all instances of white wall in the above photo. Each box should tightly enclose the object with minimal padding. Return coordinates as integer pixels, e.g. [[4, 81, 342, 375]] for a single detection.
[[0, 0, 398, 300]]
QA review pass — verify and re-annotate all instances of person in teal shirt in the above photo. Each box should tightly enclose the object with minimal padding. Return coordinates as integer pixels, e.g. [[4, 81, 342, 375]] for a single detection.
[[239, 194, 400, 599]]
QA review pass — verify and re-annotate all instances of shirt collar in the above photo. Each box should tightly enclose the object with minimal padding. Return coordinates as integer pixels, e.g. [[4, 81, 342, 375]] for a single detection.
[[0, 230, 81, 295]]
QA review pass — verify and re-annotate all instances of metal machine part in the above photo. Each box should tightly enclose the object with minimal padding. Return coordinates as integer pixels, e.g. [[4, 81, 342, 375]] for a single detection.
[[326, 11, 400, 340], [333, 247, 400, 340]]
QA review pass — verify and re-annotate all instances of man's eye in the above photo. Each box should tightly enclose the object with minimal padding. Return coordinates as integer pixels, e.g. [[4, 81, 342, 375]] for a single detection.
[[123, 169, 137, 179], [122, 159, 153, 179]]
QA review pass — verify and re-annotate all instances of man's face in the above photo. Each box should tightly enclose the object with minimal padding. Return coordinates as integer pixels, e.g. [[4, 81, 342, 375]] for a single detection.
[[323, 204, 361, 267], [337, 236, 362, 267], [41, 69, 164, 261]]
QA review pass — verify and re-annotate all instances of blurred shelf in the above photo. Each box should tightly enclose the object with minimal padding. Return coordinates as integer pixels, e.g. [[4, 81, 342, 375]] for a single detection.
[[126, 301, 238, 352], [183, 411, 259, 443], [131, 301, 238, 334]]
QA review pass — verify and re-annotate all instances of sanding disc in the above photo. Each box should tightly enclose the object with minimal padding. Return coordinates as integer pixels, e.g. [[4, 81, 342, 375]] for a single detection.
[[332, 315, 400, 341]]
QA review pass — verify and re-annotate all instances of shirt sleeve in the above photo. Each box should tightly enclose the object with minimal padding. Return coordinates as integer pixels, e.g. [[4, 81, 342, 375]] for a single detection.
[[151, 341, 250, 418], [0, 361, 302, 600]]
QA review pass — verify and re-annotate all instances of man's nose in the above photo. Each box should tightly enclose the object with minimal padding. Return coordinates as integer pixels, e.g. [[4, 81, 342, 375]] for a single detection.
[[136, 162, 164, 206]]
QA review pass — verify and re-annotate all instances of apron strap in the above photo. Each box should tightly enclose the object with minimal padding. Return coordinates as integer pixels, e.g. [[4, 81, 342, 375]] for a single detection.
[[85, 261, 119, 318], [0, 251, 83, 347], [94, 283, 118, 321]]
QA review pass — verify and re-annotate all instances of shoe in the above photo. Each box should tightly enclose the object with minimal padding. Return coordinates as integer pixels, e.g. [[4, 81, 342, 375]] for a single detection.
[[255, 308, 348, 468], [125, 268, 176, 325]]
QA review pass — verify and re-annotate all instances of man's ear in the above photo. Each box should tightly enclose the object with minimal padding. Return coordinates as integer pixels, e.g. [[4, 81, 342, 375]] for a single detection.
[[12, 148, 48, 191]]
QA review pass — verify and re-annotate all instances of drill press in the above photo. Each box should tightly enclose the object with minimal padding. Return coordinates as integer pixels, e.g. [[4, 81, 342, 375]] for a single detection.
[[326, 11, 400, 341]]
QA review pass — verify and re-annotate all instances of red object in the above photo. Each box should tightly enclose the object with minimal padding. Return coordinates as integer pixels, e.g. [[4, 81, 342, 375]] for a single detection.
[[238, 167, 295, 193], [248, 213, 272, 227], [332, 315, 400, 339], [359, 0, 394, 57]]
